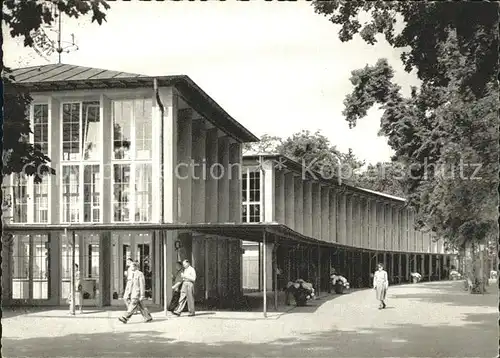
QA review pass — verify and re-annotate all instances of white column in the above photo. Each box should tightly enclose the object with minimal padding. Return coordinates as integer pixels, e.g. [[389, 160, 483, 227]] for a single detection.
[[303, 181, 313, 237], [284, 172, 295, 228], [229, 142, 241, 223], [275, 170, 285, 224], [364, 197, 370, 249], [294, 177, 304, 233], [338, 192, 347, 245], [191, 119, 206, 223], [205, 128, 219, 222], [161, 87, 178, 223], [263, 159, 275, 223], [321, 186, 330, 242], [329, 190, 337, 243], [346, 194, 353, 246], [394, 207, 400, 251], [370, 199, 376, 250], [217, 135, 230, 222], [150, 94, 161, 223], [49, 96, 61, 224], [312, 183, 321, 239], [177, 109, 193, 224], [387, 205, 393, 251]]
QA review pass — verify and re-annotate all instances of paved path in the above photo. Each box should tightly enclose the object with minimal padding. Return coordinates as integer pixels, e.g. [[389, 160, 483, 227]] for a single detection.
[[3, 281, 498, 357]]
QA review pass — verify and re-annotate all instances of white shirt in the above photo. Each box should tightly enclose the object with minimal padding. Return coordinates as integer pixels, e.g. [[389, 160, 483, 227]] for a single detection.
[[182, 266, 196, 283]]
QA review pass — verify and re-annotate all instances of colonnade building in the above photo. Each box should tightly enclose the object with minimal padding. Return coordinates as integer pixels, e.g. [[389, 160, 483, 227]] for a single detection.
[[2, 64, 453, 311]]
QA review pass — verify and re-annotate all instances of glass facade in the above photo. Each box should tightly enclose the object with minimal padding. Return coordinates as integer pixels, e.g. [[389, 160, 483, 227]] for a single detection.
[[111, 99, 153, 222]]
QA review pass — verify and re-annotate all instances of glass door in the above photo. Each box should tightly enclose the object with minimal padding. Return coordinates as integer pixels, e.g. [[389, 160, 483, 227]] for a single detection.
[[111, 232, 153, 305], [12, 234, 50, 301]]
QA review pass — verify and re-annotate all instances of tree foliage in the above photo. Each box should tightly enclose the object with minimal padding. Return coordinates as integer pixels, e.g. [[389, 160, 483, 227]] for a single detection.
[[312, 1, 499, 251], [2, 0, 110, 182], [245, 131, 365, 184]]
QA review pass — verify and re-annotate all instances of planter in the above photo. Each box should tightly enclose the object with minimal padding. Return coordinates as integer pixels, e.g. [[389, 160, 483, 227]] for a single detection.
[[334, 282, 345, 294]]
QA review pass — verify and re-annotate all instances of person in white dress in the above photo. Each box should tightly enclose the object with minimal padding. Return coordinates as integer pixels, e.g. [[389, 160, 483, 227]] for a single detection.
[[373, 263, 389, 309], [67, 264, 83, 314]]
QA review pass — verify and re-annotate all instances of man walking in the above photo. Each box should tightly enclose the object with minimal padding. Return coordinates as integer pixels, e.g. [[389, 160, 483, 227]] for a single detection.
[[123, 258, 134, 310], [119, 261, 153, 324], [173, 259, 196, 317]]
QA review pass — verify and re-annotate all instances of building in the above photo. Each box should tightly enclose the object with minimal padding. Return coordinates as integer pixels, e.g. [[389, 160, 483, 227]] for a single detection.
[[240, 155, 453, 296], [2, 64, 454, 313]]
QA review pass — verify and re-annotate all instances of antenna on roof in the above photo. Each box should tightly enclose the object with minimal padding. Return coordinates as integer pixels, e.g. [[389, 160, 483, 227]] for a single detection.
[[31, 4, 78, 64]]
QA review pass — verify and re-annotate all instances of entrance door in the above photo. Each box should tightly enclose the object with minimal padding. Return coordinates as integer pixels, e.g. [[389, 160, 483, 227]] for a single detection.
[[111, 232, 153, 305]]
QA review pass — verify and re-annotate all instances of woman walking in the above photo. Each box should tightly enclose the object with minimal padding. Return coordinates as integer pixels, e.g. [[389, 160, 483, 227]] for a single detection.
[[68, 264, 83, 314], [373, 263, 389, 309]]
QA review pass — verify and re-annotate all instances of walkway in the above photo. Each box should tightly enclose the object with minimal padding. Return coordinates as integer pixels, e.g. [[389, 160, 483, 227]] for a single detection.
[[2, 281, 497, 357]]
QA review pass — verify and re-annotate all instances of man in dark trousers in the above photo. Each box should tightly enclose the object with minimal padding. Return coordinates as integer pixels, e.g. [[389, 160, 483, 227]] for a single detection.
[[173, 259, 196, 317], [119, 261, 153, 324]]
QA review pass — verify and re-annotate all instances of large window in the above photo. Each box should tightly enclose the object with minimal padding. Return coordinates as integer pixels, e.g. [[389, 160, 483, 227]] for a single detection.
[[33, 177, 49, 223], [33, 104, 49, 155], [60, 101, 101, 224], [113, 164, 131, 222], [111, 99, 153, 222], [11, 174, 28, 223], [62, 101, 101, 161], [241, 168, 261, 223]]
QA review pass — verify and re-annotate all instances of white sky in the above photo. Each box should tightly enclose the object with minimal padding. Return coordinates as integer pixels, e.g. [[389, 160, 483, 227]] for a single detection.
[[4, 1, 420, 165]]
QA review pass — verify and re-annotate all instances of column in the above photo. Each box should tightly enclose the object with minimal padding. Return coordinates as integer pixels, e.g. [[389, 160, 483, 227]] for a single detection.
[[263, 159, 275, 223], [284, 172, 295, 228], [1, 235, 14, 303], [357, 196, 363, 247], [394, 207, 400, 251], [328, 190, 337, 243], [387, 205, 393, 251], [321, 186, 330, 242], [99, 232, 111, 306], [351, 195, 357, 247], [161, 87, 178, 223], [205, 128, 219, 222], [294, 177, 304, 233], [312, 183, 321, 239], [346, 193, 353, 246], [229, 142, 241, 223], [275, 170, 285, 224], [370, 199, 376, 250], [303, 181, 313, 236], [191, 119, 207, 223], [49, 97, 61, 224], [176, 109, 193, 223], [217, 136, 230, 222], [364, 197, 370, 249], [338, 192, 347, 245]]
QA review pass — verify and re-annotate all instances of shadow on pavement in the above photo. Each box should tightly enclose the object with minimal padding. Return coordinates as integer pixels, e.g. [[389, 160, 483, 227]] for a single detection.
[[3, 310, 497, 358]]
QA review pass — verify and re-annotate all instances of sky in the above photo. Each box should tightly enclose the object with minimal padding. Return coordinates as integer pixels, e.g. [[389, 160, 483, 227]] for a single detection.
[[4, 1, 420, 165]]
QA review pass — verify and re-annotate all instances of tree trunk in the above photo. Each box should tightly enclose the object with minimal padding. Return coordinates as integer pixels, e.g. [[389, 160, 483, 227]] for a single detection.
[[465, 242, 486, 294]]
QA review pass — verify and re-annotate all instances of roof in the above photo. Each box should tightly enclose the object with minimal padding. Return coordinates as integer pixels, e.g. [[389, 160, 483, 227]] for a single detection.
[[243, 153, 406, 204], [8, 64, 259, 143]]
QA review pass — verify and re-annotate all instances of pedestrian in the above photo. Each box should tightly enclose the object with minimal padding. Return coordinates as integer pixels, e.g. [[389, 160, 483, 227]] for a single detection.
[[173, 259, 196, 317], [373, 263, 389, 309], [123, 258, 134, 310], [168, 261, 184, 312], [118, 261, 153, 324], [67, 263, 83, 315]]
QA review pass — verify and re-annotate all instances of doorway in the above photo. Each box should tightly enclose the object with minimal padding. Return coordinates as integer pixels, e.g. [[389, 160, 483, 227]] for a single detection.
[[111, 232, 154, 305]]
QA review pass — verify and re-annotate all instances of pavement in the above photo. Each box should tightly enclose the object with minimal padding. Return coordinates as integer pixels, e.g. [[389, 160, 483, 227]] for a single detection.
[[2, 280, 498, 357]]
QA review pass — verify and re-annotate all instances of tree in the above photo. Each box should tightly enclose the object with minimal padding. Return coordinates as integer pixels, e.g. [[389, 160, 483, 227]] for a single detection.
[[246, 131, 365, 184], [354, 162, 405, 198], [2, 0, 110, 182], [312, 1, 499, 292]]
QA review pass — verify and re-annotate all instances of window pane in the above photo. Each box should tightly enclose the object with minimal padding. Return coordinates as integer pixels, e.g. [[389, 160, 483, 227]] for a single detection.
[[62, 103, 81, 161], [32, 234, 50, 299], [134, 99, 152, 160], [33, 104, 49, 155], [82, 101, 101, 161], [113, 101, 132, 160], [12, 174, 28, 223], [135, 163, 152, 222], [82, 234, 99, 299], [113, 164, 131, 221], [62, 165, 80, 222], [242, 174, 247, 202], [83, 165, 100, 222], [34, 176, 49, 223], [249, 204, 260, 223], [12, 235, 30, 299], [241, 204, 248, 223]]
